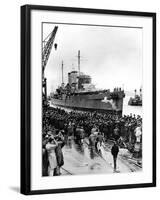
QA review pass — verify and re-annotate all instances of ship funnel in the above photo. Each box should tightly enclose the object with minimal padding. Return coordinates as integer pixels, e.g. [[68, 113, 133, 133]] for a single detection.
[[140, 88, 142, 99], [134, 89, 137, 97]]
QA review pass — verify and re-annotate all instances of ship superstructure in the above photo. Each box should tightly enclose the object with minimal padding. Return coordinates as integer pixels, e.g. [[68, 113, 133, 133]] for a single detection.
[[51, 51, 125, 115]]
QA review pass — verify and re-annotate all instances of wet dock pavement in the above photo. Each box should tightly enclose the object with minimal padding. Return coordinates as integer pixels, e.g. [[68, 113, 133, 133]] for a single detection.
[[61, 138, 141, 175]]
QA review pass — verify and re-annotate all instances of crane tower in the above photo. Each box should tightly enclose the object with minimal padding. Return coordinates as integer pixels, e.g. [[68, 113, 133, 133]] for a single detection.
[[42, 26, 58, 100]]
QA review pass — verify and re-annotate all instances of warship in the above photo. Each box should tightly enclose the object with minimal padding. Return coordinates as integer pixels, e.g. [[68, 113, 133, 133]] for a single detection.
[[50, 51, 125, 115], [128, 89, 142, 106]]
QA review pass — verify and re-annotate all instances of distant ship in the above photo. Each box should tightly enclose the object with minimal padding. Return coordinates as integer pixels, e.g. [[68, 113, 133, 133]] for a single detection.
[[128, 89, 142, 106], [50, 51, 125, 115]]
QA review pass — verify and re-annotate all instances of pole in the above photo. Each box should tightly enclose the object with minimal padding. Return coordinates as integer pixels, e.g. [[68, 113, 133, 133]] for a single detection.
[[62, 61, 64, 84], [78, 50, 80, 75]]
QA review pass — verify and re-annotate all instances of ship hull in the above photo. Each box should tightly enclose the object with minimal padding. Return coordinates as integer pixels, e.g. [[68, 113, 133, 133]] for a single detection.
[[51, 95, 124, 115], [128, 98, 142, 106], [51, 103, 122, 115]]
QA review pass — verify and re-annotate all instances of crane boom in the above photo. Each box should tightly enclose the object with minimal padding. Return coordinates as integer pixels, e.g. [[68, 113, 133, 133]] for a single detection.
[[42, 26, 58, 73]]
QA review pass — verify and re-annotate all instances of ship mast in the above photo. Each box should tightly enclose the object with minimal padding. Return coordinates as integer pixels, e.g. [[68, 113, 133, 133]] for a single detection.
[[61, 60, 64, 85], [78, 50, 80, 75]]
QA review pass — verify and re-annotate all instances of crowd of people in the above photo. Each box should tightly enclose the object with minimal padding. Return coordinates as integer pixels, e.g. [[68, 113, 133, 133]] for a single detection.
[[42, 105, 142, 176]]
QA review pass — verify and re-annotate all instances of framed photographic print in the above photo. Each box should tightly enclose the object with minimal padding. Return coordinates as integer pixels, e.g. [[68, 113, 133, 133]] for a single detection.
[[21, 5, 156, 195]]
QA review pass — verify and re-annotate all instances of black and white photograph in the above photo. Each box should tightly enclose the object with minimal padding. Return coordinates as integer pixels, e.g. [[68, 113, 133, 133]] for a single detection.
[[0, 0, 159, 198], [42, 22, 143, 177], [20, 5, 156, 194]]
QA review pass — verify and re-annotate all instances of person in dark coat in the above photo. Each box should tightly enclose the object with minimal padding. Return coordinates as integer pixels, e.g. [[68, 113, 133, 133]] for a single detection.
[[75, 125, 85, 144], [111, 141, 119, 172], [113, 126, 120, 141], [54, 134, 65, 175]]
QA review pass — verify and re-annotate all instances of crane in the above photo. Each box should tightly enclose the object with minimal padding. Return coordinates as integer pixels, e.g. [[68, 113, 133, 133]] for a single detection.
[[42, 26, 58, 100]]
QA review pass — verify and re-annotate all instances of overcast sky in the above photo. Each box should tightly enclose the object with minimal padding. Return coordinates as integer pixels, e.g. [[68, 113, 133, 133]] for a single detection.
[[43, 23, 142, 94]]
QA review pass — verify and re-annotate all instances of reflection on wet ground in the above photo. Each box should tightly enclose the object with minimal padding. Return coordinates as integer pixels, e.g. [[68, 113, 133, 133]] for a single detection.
[[61, 138, 142, 175], [62, 139, 113, 175]]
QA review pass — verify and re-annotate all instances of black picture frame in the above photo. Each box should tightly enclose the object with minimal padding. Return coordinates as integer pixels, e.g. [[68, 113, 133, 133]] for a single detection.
[[21, 4, 156, 195]]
